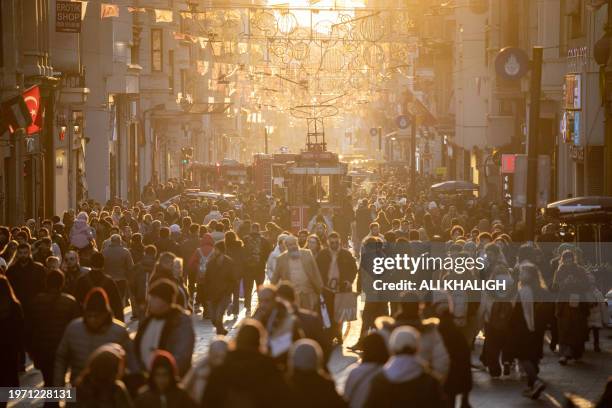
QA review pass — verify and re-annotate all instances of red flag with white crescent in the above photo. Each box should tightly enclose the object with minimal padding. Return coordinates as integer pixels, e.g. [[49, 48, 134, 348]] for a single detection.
[[23, 85, 41, 135]]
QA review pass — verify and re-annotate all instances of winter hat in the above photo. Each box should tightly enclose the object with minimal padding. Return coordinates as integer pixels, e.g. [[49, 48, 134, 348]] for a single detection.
[[169, 224, 181, 234], [90, 252, 105, 269], [84, 288, 111, 314], [79, 343, 125, 385], [235, 318, 267, 353], [389, 326, 420, 355], [149, 350, 179, 382], [148, 278, 178, 305], [289, 339, 323, 373]]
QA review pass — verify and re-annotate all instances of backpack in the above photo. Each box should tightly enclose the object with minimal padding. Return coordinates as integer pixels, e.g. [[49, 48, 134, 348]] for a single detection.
[[197, 248, 209, 280], [244, 235, 262, 266]]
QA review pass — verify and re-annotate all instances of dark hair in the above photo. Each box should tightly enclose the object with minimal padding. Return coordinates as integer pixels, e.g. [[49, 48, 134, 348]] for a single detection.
[[159, 227, 170, 238], [362, 333, 389, 364], [328, 231, 340, 240], [46, 269, 65, 291], [189, 223, 200, 234], [277, 282, 295, 303], [215, 241, 226, 253], [144, 245, 157, 257], [17, 242, 31, 251]]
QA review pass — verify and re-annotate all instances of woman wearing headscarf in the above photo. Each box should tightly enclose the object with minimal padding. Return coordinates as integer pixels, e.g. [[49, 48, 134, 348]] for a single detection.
[[134, 350, 195, 408], [75, 343, 133, 408], [508, 262, 550, 400], [0, 275, 24, 393], [344, 333, 389, 408], [287, 339, 345, 408], [552, 250, 591, 365], [180, 337, 229, 404]]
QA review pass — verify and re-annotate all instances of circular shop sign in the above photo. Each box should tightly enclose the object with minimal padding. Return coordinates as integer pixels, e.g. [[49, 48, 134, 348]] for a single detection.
[[495, 47, 529, 81], [396, 115, 410, 129]]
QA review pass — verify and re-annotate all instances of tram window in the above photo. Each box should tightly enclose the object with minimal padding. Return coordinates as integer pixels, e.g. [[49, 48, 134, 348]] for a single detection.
[[309, 175, 330, 203]]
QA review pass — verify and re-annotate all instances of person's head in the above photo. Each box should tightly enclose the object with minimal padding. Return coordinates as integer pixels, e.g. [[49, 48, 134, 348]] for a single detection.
[[63, 250, 79, 269], [285, 236, 300, 258], [90, 251, 105, 271], [0, 227, 10, 244], [157, 252, 176, 273], [400, 219, 410, 232], [38, 227, 49, 239], [276, 282, 296, 305], [518, 262, 543, 288], [234, 318, 267, 354], [83, 288, 112, 332], [149, 350, 178, 392], [561, 249, 575, 265], [159, 227, 170, 239], [148, 279, 178, 316], [172, 258, 183, 281], [76, 343, 126, 387], [189, 223, 200, 236], [46, 269, 65, 292], [144, 245, 157, 258], [362, 332, 390, 364], [478, 232, 492, 246], [389, 326, 420, 355], [297, 229, 309, 246], [46, 256, 60, 271], [276, 234, 289, 252], [208, 336, 229, 367], [289, 339, 324, 375], [328, 232, 341, 251], [369, 222, 380, 235], [257, 284, 277, 318], [16, 243, 31, 263], [110, 234, 121, 246], [450, 225, 464, 241], [251, 222, 261, 233], [484, 242, 502, 263], [307, 234, 321, 254]]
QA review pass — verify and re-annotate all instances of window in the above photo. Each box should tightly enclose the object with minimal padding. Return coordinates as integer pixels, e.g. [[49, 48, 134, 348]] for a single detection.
[[151, 29, 163, 72], [568, 0, 584, 39]]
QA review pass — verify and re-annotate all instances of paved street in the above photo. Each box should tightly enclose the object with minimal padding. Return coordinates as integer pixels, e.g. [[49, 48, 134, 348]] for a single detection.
[[13, 296, 612, 408]]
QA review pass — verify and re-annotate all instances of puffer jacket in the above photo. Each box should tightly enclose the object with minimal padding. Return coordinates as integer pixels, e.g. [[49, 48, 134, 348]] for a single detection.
[[54, 318, 135, 385]]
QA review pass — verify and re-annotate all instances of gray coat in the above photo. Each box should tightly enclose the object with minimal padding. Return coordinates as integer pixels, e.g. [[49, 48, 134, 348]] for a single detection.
[[103, 243, 134, 281], [54, 318, 136, 385]]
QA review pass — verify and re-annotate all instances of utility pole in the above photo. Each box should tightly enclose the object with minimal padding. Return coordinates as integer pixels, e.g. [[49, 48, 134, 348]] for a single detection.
[[411, 113, 417, 196], [8, 129, 25, 225], [525, 47, 543, 242]]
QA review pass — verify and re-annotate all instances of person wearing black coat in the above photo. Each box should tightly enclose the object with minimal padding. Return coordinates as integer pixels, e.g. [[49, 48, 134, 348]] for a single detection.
[[132, 246, 157, 319], [0, 276, 24, 394], [155, 227, 180, 257], [287, 339, 346, 408], [5, 243, 46, 313], [224, 231, 245, 315], [26, 270, 81, 391], [74, 252, 125, 322], [434, 302, 473, 408], [200, 241, 237, 335], [201, 319, 293, 408]]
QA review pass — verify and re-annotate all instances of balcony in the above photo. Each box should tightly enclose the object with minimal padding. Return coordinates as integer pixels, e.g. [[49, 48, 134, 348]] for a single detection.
[[59, 71, 89, 106]]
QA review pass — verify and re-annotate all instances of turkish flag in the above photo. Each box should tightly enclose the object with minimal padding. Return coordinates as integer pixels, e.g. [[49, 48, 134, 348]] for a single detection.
[[23, 85, 42, 135]]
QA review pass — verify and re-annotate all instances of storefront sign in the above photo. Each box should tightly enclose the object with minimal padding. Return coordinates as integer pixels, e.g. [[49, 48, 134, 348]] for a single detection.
[[569, 145, 584, 162], [56, 1, 82, 33], [564, 74, 581, 110]]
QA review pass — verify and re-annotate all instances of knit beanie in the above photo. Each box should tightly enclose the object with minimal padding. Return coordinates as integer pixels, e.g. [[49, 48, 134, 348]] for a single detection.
[[148, 278, 177, 305]]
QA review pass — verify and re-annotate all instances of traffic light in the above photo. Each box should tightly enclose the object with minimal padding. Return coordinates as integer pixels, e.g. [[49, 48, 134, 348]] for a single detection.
[[181, 147, 193, 165]]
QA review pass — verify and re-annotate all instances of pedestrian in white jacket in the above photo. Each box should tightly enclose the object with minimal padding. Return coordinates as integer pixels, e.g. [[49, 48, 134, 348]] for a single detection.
[[265, 233, 289, 280]]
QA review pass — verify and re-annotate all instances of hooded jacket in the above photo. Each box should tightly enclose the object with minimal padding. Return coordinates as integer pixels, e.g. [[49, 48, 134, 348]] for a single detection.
[[70, 212, 94, 249]]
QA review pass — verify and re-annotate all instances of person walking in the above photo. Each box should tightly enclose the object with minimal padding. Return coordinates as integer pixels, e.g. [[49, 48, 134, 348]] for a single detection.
[[271, 235, 323, 312], [134, 350, 196, 408], [242, 223, 272, 314], [199, 241, 237, 334], [364, 326, 444, 408], [5, 243, 46, 313], [75, 252, 125, 322], [286, 339, 346, 408], [0, 276, 24, 395], [26, 270, 81, 393], [103, 234, 135, 307], [54, 288, 134, 386], [74, 343, 133, 408], [133, 279, 195, 377], [343, 333, 389, 408]]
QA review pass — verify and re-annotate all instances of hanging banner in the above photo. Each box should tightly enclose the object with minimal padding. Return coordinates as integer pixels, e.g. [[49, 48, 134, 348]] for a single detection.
[[154, 9, 173, 23], [56, 1, 82, 33], [101, 3, 119, 18]]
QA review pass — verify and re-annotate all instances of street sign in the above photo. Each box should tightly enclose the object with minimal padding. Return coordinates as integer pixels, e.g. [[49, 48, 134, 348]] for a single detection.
[[396, 115, 410, 129], [56, 1, 82, 33], [495, 47, 529, 81], [370, 127, 378, 136]]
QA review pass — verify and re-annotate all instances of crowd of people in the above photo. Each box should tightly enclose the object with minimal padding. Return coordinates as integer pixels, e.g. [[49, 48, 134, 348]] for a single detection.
[[0, 176, 610, 408]]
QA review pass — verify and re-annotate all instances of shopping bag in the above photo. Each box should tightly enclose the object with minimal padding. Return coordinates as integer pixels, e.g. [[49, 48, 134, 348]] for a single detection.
[[334, 291, 358, 322], [320, 294, 332, 328]]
